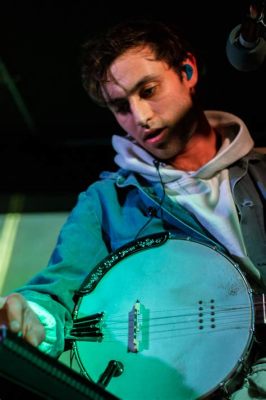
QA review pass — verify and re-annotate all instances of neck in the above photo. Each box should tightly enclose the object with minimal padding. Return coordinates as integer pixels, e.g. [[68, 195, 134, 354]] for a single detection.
[[170, 114, 220, 171]]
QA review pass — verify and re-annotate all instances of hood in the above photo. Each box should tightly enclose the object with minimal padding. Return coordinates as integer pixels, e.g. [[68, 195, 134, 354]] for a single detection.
[[112, 110, 254, 182]]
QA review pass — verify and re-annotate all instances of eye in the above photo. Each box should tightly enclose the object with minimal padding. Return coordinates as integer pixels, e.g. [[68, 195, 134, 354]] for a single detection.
[[141, 85, 156, 98], [112, 100, 130, 115]]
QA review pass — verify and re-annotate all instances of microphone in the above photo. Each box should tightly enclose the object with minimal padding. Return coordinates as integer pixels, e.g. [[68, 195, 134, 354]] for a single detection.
[[153, 159, 160, 169], [226, 1, 266, 71]]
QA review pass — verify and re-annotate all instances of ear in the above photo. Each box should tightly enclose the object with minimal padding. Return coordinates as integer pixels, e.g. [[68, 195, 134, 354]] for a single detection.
[[180, 53, 198, 89]]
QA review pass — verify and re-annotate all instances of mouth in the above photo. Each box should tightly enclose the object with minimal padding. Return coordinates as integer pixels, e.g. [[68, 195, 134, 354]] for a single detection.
[[143, 128, 166, 144]]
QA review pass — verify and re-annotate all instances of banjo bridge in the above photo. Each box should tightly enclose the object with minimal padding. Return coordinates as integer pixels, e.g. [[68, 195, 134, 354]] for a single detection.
[[128, 300, 149, 353]]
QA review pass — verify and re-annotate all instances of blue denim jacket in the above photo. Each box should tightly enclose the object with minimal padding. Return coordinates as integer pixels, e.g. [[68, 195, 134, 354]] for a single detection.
[[17, 150, 266, 357]]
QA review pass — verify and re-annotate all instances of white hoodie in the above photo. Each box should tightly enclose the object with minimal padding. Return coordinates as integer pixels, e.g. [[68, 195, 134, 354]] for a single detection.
[[112, 110, 255, 263]]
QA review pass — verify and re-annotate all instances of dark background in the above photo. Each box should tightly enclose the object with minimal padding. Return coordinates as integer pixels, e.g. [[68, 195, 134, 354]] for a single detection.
[[1, 1, 266, 197]]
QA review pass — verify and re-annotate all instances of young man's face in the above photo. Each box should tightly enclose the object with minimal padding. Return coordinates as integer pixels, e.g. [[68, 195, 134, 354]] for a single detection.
[[102, 45, 198, 161]]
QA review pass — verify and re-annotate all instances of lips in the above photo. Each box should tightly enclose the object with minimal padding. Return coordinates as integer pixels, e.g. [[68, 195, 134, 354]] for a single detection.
[[144, 128, 165, 144]]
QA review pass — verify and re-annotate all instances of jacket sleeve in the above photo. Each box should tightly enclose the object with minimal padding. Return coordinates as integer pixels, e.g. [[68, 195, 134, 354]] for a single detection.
[[15, 185, 110, 357]]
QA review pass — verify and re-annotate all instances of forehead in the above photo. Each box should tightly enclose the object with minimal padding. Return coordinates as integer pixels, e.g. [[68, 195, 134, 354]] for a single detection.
[[102, 45, 169, 100]]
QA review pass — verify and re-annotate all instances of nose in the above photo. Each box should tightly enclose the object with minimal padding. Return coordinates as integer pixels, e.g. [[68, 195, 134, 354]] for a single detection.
[[130, 98, 153, 128]]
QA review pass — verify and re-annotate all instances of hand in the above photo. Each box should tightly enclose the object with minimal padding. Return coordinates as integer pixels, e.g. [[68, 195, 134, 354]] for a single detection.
[[0, 293, 45, 347]]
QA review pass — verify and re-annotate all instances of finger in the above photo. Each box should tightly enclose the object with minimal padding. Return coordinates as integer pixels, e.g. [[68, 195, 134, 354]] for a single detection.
[[4, 293, 26, 333], [21, 305, 45, 347], [1, 293, 45, 347]]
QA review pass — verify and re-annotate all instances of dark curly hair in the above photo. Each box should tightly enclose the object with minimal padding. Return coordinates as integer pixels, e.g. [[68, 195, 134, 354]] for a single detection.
[[80, 18, 197, 107]]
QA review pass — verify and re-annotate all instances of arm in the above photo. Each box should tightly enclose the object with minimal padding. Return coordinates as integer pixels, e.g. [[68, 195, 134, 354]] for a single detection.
[[0, 186, 110, 357]]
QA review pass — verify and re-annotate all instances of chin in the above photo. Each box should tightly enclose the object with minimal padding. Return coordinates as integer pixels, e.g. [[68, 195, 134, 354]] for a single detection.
[[156, 148, 182, 162]]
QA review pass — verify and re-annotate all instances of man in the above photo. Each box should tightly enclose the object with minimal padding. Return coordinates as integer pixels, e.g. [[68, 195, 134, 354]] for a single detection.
[[0, 18, 265, 399]]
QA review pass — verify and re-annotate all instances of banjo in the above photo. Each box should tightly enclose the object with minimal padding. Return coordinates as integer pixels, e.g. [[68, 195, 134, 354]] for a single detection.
[[68, 232, 265, 399]]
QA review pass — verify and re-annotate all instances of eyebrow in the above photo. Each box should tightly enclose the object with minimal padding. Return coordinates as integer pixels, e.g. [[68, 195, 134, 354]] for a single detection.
[[105, 74, 157, 107]]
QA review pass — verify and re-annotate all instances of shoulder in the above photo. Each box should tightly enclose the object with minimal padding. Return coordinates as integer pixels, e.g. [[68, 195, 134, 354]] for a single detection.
[[254, 147, 266, 156], [240, 149, 266, 166], [78, 168, 135, 199]]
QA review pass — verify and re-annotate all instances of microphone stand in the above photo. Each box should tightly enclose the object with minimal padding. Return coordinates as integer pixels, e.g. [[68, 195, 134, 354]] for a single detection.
[[226, 1, 266, 71]]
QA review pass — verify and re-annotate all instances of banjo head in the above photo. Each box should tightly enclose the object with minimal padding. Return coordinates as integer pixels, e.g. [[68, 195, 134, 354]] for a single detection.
[[72, 233, 255, 400]]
